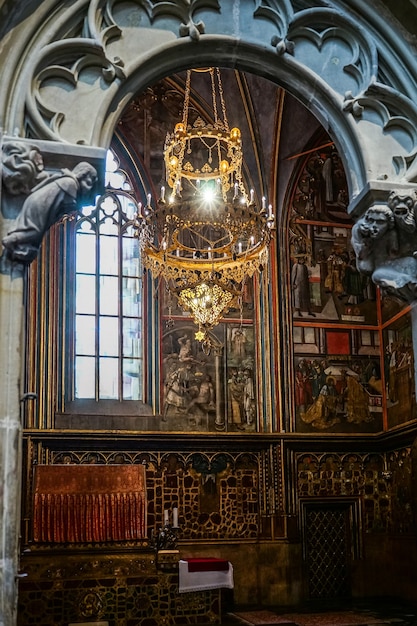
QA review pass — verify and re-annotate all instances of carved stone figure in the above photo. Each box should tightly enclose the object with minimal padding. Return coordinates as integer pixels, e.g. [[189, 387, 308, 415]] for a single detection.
[[351, 202, 417, 302], [387, 190, 417, 256], [351, 205, 398, 275], [1, 141, 47, 196], [2, 161, 98, 263]]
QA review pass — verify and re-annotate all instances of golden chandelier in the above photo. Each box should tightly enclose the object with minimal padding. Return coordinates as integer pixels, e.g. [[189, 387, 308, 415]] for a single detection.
[[137, 68, 274, 345]]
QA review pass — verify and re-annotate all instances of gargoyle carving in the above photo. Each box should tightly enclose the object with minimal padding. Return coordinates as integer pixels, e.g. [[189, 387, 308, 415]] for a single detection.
[[2, 141, 47, 196], [352, 191, 417, 302], [2, 152, 98, 263]]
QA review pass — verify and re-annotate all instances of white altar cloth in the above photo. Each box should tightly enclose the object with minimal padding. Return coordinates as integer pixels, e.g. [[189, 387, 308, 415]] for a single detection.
[[178, 559, 234, 593]]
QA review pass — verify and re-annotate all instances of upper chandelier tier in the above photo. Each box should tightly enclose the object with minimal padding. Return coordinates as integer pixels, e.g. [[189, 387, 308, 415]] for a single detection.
[[137, 68, 274, 343]]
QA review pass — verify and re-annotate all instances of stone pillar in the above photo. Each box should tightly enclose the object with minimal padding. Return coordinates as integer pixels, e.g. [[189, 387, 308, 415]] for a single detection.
[[0, 269, 24, 626], [0, 137, 106, 626]]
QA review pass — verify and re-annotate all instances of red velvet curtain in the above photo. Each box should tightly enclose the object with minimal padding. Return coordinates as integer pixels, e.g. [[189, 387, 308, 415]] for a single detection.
[[33, 465, 146, 543]]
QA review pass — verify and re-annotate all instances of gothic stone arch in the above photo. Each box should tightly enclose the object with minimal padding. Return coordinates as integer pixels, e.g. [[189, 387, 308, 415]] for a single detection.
[[1, 1, 417, 295], [1, 1, 417, 623]]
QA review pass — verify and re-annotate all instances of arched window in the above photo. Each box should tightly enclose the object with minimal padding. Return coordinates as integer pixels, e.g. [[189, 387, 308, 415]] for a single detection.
[[73, 151, 143, 401]]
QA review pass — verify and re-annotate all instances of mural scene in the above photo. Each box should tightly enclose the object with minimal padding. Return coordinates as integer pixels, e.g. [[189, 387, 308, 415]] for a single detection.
[[290, 146, 377, 326], [161, 320, 257, 433], [383, 313, 416, 429], [294, 354, 383, 432], [290, 143, 415, 432]]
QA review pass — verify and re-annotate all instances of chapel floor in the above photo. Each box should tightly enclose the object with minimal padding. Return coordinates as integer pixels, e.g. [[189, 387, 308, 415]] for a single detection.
[[222, 597, 417, 626]]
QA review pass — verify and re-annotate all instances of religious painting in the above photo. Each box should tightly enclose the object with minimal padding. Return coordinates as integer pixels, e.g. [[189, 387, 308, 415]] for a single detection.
[[290, 144, 377, 325], [383, 310, 416, 429], [161, 322, 257, 433], [293, 344, 383, 434], [225, 325, 256, 432], [290, 226, 377, 325], [290, 140, 384, 433]]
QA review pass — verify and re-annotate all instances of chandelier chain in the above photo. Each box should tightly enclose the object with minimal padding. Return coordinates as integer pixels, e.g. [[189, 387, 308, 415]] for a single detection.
[[137, 67, 275, 343]]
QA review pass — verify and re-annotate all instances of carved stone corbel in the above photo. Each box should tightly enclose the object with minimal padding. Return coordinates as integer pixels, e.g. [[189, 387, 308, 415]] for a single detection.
[[350, 183, 417, 302], [0, 138, 105, 269]]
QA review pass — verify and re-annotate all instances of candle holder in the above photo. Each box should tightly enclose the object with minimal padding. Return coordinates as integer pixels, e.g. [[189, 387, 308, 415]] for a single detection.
[[151, 524, 180, 571], [151, 524, 179, 552]]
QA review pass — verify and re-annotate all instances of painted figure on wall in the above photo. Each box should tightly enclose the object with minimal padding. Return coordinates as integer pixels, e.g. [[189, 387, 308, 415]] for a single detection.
[[324, 248, 346, 295], [345, 375, 372, 424], [243, 369, 256, 426], [228, 368, 245, 431], [384, 325, 416, 428], [162, 329, 217, 427], [301, 375, 339, 429], [226, 325, 257, 432], [291, 256, 315, 317], [295, 359, 313, 413]]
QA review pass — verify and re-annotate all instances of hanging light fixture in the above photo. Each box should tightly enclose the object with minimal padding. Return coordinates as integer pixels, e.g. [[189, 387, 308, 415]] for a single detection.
[[136, 68, 274, 347]]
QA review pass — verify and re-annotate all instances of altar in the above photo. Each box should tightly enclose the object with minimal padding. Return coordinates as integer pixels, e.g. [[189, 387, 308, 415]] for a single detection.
[[179, 557, 234, 593], [18, 551, 228, 625]]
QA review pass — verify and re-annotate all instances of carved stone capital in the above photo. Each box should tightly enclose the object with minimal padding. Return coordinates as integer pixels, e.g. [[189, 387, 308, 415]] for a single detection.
[[1, 138, 105, 270], [350, 182, 417, 302]]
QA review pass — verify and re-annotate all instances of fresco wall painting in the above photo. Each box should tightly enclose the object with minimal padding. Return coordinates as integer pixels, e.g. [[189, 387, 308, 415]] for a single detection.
[[290, 142, 415, 432], [160, 291, 257, 433]]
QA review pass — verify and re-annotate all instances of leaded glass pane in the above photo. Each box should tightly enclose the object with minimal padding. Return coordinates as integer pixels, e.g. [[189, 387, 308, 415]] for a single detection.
[[119, 195, 136, 218], [123, 317, 142, 358], [122, 277, 141, 317], [123, 358, 141, 400], [74, 149, 143, 402], [99, 276, 118, 315], [76, 231, 96, 274], [76, 275, 96, 314], [75, 356, 95, 398], [122, 237, 140, 276], [99, 357, 119, 399], [75, 315, 96, 355], [99, 317, 119, 356], [100, 235, 118, 275]]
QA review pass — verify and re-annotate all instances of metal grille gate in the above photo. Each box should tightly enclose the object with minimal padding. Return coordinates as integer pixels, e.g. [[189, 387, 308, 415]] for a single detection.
[[304, 503, 351, 599]]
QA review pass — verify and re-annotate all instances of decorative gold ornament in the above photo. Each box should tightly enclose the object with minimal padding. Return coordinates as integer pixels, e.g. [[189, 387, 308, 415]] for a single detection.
[[136, 68, 274, 343]]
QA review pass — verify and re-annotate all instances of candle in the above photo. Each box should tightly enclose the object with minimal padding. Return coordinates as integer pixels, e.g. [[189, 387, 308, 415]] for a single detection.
[[250, 189, 254, 203], [234, 182, 238, 197], [147, 193, 152, 207], [160, 186, 165, 201], [164, 509, 169, 525], [173, 506, 179, 528], [268, 203, 273, 218], [262, 196, 266, 210]]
